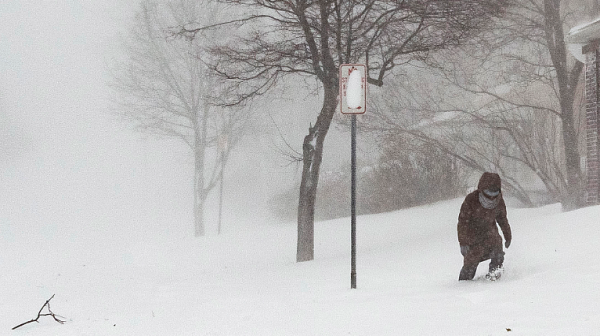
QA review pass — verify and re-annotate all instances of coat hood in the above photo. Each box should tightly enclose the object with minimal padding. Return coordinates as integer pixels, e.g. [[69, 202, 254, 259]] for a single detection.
[[477, 172, 502, 192]]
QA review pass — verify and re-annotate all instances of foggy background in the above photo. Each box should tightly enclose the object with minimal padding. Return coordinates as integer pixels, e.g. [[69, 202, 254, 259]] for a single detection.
[[0, 1, 351, 240]]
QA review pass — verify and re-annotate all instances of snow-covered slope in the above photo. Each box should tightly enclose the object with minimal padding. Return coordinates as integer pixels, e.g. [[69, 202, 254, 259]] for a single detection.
[[2, 199, 599, 335]]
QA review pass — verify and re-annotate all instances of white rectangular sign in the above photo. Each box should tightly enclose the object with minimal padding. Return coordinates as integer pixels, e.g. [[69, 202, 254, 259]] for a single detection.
[[340, 64, 367, 114]]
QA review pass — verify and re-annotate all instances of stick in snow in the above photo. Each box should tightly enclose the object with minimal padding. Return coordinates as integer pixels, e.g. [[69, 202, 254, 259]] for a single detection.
[[12, 294, 66, 330]]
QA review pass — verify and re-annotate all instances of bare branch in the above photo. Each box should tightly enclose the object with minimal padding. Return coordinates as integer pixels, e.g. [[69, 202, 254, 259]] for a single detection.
[[12, 295, 66, 330]]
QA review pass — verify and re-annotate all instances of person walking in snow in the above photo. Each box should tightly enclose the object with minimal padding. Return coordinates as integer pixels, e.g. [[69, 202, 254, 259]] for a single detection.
[[457, 172, 512, 281]]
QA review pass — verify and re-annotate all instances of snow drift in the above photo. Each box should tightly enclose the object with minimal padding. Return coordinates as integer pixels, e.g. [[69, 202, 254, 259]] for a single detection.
[[2, 199, 599, 335]]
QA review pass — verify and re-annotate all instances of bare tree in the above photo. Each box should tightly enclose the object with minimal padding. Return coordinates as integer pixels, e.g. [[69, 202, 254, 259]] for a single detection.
[[480, 0, 587, 210], [112, 0, 248, 236], [180, 0, 510, 261], [367, 0, 589, 210]]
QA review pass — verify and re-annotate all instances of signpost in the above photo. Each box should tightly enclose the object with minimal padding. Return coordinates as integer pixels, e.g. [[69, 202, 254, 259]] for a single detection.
[[340, 64, 366, 289], [340, 64, 367, 115]]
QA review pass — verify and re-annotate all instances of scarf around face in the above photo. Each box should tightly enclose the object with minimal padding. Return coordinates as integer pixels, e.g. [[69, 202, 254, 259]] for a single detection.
[[479, 191, 500, 209]]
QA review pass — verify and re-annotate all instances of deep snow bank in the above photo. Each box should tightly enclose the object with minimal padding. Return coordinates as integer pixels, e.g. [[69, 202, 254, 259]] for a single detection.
[[2, 199, 599, 335]]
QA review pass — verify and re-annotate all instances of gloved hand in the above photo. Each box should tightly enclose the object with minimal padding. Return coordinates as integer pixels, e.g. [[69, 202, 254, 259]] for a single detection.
[[460, 245, 470, 257], [505, 239, 511, 248]]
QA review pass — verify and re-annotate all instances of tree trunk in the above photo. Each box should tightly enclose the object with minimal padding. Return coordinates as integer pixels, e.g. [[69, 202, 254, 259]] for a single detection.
[[297, 84, 338, 262], [543, 0, 584, 210], [558, 58, 584, 211], [194, 105, 208, 237], [561, 112, 584, 210], [194, 156, 205, 236], [217, 153, 225, 234]]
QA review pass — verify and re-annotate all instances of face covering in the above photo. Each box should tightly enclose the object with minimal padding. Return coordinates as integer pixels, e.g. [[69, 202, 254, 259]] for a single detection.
[[479, 192, 500, 209], [483, 188, 500, 198]]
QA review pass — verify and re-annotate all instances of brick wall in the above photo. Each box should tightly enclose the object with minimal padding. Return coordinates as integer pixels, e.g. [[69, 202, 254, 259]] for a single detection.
[[584, 43, 600, 205]]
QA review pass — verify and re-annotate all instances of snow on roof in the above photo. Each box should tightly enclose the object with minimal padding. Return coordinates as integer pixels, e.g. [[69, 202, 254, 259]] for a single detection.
[[567, 17, 600, 43], [566, 18, 600, 62]]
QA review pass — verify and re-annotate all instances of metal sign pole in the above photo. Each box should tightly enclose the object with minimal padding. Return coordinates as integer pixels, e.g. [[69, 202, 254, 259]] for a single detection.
[[339, 63, 365, 290], [350, 114, 357, 289]]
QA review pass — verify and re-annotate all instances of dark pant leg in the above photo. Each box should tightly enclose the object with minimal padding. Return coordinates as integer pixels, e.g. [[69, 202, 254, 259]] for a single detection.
[[459, 264, 477, 280], [488, 248, 505, 272], [459, 244, 486, 281]]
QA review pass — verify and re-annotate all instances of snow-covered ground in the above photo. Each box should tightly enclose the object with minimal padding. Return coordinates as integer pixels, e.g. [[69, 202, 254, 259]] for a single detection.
[[2, 199, 599, 335]]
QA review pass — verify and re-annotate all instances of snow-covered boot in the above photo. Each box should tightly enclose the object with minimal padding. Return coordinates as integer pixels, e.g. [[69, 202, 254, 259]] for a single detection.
[[485, 266, 504, 281]]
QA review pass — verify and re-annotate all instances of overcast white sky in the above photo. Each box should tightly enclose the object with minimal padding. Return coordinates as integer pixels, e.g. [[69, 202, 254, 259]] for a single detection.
[[0, 1, 356, 239], [0, 1, 215, 238]]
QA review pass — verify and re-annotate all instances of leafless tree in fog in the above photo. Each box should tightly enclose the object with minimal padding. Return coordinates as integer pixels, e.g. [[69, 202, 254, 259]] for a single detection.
[[112, 0, 248, 236], [368, 0, 592, 210], [180, 0, 510, 261]]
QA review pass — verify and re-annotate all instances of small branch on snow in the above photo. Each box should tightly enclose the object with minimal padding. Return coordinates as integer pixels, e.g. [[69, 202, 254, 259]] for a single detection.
[[12, 294, 66, 330]]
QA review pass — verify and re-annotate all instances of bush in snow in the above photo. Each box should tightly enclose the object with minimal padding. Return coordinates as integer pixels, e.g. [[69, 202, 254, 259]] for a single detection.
[[269, 135, 464, 221]]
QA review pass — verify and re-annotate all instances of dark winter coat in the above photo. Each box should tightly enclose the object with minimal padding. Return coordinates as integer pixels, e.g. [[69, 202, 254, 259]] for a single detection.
[[457, 173, 512, 250]]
